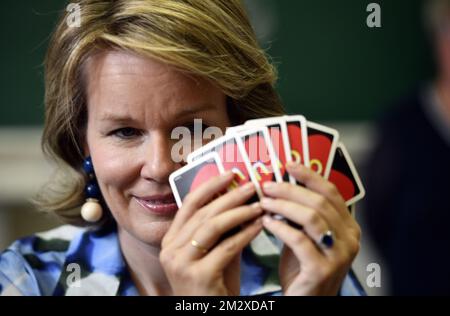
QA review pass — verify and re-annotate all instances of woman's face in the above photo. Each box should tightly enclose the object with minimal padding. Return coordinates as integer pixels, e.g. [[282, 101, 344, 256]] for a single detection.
[[84, 50, 230, 247]]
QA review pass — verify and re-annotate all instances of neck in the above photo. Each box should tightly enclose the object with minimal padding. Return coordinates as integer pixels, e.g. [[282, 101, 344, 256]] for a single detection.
[[118, 227, 172, 296]]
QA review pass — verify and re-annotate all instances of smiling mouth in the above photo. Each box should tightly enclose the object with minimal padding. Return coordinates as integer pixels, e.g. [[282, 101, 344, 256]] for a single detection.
[[133, 194, 178, 216]]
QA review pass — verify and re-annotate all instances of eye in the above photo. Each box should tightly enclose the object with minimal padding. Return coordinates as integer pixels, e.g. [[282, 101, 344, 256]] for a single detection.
[[110, 127, 142, 139]]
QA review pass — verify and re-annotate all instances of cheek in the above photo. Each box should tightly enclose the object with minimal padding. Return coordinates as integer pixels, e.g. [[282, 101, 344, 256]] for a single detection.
[[88, 137, 139, 198]]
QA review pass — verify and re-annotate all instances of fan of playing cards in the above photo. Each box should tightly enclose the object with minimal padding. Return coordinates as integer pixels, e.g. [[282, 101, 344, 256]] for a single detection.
[[169, 115, 365, 210]]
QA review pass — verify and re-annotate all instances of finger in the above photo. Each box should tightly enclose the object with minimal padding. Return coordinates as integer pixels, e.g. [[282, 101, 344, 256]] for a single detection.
[[285, 162, 352, 222], [261, 215, 329, 263], [188, 181, 256, 230], [169, 182, 257, 249], [280, 163, 361, 242], [164, 171, 234, 246], [264, 215, 354, 294], [183, 202, 262, 260], [260, 197, 330, 245], [224, 254, 241, 295], [200, 218, 263, 271], [262, 181, 346, 234]]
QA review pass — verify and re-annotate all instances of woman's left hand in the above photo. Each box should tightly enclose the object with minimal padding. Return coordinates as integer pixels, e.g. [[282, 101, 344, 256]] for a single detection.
[[260, 162, 361, 296]]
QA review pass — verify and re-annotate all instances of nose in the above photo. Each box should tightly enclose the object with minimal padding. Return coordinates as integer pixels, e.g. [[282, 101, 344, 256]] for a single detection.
[[140, 131, 184, 183]]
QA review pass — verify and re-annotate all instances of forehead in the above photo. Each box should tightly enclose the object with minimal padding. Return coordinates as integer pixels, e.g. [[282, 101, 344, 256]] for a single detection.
[[82, 50, 225, 124]]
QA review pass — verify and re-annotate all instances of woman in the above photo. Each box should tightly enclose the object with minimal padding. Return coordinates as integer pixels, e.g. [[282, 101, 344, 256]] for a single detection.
[[0, 0, 364, 296]]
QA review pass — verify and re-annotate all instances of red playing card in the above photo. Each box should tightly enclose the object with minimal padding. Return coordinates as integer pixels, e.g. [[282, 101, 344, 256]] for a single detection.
[[329, 143, 365, 206], [169, 152, 224, 207], [267, 125, 289, 181], [245, 117, 292, 183], [239, 129, 280, 186], [187, 134, 260, 202], [306, 122, 339, 179], [286, 119, 309, 167]]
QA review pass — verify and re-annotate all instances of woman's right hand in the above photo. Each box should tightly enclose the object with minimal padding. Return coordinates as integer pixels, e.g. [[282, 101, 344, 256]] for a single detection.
[[160, 172, 263, 296]]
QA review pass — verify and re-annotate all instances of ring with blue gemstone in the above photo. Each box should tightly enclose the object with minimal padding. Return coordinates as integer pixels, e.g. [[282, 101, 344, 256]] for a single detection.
[[319, 230, 334, 249]]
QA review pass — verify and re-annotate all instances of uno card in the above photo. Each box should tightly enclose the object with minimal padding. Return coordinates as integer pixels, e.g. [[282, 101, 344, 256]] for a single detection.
[[187, 134, 260, 202], [245, 117, 293, 183], [169, 152, 224, 208], [232, 126, 286, 222], [349, 204, 356, 217], [284, 115, 310, 184], [306, 121, 339, 179], [232, 126, 283, 188], [225, 125, 247, 135], [329, 142, 366, 206]]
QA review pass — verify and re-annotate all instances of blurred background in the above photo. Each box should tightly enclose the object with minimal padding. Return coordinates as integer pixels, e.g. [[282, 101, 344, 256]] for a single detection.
[[0, 0, 444, 295]]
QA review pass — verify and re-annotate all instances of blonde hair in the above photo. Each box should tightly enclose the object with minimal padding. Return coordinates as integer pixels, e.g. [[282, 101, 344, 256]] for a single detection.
[[37, 0, 285, 225]]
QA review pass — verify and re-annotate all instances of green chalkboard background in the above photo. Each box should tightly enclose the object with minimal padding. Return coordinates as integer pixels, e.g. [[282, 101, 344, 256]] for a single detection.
[[0, 0, 434, 126]]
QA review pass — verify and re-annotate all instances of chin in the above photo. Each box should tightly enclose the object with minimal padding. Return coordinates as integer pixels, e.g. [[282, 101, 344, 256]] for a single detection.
[[132, 219, 173, 248]]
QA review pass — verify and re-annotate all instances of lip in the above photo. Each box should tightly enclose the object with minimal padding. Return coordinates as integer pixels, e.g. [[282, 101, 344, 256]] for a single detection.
[[133, 194, 178, 216]]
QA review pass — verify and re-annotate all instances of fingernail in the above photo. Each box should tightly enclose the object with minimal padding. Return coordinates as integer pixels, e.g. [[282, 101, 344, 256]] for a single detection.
[[240, 182, 254, 192], [254, 218, 263, 226], [286, 161, 300, 169], [263, 181, 276, 191], [223, 171, 234, 178], [251, 202, 261, 210], [262, 215, 273, 224], [261, 197, 274, 207], [272, 214, 284, 221], [221, 171, 233, 181]]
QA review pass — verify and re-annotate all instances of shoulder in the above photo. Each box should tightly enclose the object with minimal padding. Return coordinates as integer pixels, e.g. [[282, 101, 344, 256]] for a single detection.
[[0, 225, 86, 296], [368, 88, 427, 169], [377, 88, 425, 137]]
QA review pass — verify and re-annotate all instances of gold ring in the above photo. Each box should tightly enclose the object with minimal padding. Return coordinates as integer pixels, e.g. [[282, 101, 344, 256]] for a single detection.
[[191, 239, 208, 254]]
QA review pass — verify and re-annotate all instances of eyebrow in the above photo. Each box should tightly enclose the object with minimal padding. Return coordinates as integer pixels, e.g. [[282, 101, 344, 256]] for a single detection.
[[175, 103, 217, 118], [99, 113, 134, 123], [99, 103, 217, 123]]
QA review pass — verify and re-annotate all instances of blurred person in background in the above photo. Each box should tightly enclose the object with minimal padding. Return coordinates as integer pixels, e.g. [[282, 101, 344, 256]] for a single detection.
[[365, 0, 450, 295]]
